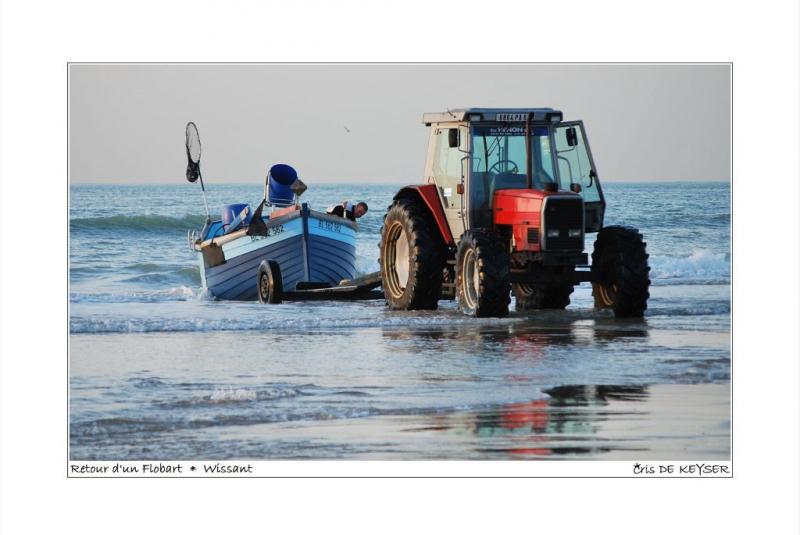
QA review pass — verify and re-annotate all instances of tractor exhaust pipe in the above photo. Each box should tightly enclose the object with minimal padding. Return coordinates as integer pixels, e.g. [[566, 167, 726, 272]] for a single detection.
[[525, 114, 532, 189]]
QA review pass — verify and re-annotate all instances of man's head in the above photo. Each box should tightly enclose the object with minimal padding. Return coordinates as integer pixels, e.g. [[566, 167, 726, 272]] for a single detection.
[[354, 202, 369, 218]]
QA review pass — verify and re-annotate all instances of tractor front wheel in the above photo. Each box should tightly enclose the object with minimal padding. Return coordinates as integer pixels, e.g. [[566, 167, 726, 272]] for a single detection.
[[380, 198, 445, 310], [456, 229, 510, 317], [591, 226, 650, 318]]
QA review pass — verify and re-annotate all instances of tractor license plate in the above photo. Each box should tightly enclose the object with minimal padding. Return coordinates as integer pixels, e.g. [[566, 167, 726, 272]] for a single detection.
[[496, 113, 529, 121]]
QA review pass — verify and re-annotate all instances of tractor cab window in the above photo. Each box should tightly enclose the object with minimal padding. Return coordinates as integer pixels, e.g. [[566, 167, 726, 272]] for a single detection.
[[469, 125, 555, 226], [554, 123, 601, 203], [432, 127, 466, 209], [470, 125, 555, 187]]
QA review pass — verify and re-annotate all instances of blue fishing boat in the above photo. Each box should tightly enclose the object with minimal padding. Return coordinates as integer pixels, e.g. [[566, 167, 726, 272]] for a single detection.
[[184, 123, 368, 302]]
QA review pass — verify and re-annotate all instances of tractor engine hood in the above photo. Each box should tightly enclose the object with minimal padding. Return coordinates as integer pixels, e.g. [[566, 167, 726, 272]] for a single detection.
[[493, 189, 584, 253], [493, 189, 581, 226]]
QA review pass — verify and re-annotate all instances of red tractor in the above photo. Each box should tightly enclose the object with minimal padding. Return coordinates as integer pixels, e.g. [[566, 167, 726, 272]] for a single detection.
[[379, 108, 650, 318]]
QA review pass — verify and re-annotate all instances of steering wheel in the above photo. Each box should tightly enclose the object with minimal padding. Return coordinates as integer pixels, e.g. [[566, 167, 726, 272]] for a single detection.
[[489, 159, 519, 174]]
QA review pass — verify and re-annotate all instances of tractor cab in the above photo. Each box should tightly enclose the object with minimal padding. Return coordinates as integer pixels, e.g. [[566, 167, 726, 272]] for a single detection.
[[422, 108, 605, 242]]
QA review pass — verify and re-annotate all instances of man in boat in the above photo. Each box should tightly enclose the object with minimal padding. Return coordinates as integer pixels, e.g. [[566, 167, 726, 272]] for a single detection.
[[326, 201, 368, 222]]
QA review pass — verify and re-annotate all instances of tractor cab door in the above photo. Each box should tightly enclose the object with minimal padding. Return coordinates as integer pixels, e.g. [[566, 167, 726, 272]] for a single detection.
[[554, 121, 606, 232], [429, 126, 468, 241]]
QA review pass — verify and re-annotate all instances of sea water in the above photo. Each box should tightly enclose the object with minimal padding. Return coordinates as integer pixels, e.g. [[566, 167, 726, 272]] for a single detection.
[[70, 182, 730, 460]]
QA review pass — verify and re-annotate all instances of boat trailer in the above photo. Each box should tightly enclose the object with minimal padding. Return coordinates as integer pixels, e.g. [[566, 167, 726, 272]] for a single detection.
[[258, 264, 383, 304]]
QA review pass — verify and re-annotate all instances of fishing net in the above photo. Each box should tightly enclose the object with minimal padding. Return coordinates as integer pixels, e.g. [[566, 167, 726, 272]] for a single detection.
[[185, 122, 202, 183]]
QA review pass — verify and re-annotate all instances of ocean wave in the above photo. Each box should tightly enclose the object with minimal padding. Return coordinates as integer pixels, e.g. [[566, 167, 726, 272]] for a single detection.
[[646, 302, 731, 316], [120, 267, 201, 285], [649, 278, 730, 287], [126, 262, 173, 272], [152, 387, 305, 409], [71, 417, 179, 437], [71, 213, 206, 232], [70, 285, 206, 304], [129, 377, 167, 388], [175, 386, 306, 406], [69, 311, 518, 334], [649, 249, 730, 282]]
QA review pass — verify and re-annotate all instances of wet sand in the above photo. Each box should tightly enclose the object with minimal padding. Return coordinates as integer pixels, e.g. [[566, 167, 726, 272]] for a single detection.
[[70, 322, 730, 460]]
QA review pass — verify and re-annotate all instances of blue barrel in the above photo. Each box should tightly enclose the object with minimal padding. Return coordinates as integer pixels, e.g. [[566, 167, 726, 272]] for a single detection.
[[267, 164, 298, 206], [222, 203, 251, 226]]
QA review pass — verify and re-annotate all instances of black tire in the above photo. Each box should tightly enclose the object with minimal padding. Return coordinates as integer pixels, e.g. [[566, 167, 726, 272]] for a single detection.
[[257, 260, 283, 304], [379, 198, 446, 310], [455, 229, 510, 317], [513, 277, 574, 311], [591, 226, 650, 318]]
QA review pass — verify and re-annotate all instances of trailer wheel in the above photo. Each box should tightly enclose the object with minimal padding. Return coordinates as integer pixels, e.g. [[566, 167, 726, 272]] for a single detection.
[[513, 280, 573, 311], [380, 198, 445, 310], [591, 226, 650, 318], [257, 260, 283, 304], [456, 229, 510, 317]]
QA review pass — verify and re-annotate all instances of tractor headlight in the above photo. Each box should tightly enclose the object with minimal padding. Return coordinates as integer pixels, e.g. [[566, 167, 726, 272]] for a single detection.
[[546, 229, 560, 238], [568, 228, 582, 238]]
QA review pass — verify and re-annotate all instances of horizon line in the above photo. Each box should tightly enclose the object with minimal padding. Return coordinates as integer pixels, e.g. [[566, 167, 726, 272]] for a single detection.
[[69, 178, 732, 186]]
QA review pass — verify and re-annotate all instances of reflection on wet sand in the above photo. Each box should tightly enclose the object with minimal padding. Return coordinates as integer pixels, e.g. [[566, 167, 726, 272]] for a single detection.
[[366, 321, 723, 459], [591, 318, 650, 342], [239, 383, 727, 460], [381, 317, 649, 360], [420, 385, 650, 458]]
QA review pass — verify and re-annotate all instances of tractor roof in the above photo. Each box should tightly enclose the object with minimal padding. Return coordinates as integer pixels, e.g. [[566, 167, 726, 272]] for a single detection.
[[423, 108, 562, 125]]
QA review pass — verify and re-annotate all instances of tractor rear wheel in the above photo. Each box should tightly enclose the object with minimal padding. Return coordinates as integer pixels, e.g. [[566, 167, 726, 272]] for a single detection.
[[456, 229, 511, 317], [513, 278, 574, 311], [380, 198, 445, 310], [591, 226, 650, 318]]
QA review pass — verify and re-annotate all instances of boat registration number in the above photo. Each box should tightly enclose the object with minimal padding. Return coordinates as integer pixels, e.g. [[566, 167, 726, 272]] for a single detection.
[[249, 224, 284, 241], [318, 219, 342, 233]]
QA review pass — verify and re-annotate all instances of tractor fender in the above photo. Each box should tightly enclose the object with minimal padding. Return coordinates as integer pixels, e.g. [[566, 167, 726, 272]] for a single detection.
[[393, 185, 454, 246]]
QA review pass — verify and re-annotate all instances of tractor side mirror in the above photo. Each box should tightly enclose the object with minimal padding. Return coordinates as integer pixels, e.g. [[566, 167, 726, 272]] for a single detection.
[[448, 128, 460, 148], [566, 127, 578, 147]]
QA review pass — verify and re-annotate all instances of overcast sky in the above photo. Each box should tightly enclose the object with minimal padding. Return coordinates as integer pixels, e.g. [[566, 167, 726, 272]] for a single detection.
[[69, 64, 730, 184]]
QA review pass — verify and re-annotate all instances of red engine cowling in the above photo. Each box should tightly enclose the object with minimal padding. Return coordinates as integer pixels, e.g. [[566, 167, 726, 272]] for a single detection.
[[493, 189, 582, 252]]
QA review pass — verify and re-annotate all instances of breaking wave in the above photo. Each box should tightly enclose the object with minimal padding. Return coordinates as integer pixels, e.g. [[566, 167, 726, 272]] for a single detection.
[[649, 249, 730, 284], [70, 285, 206, 304]]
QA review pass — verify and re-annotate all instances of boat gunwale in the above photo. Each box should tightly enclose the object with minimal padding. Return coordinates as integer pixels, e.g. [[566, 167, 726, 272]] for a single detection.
[[306, 207, 359, 231], [197, 206, 358, 250]]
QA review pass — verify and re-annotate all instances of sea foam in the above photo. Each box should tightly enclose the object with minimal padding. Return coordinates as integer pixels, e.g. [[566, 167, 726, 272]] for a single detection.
[[649, 249, 730, 284]]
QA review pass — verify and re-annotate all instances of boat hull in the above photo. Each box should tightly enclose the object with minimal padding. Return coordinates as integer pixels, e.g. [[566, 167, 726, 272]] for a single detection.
[[196, 204, 357, 300], [307, 214, 357, 285]]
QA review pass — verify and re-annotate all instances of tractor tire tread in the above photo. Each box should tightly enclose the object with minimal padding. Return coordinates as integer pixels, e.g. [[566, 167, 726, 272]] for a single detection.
[[456, 229, 511, 317], [591, 226, 651, 318], [380, 198, 445, 310]]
